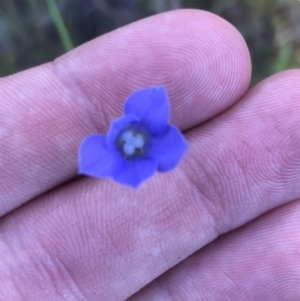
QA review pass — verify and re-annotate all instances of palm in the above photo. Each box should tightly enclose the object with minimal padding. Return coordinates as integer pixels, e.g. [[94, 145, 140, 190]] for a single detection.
[[0, 10, 299, 301]]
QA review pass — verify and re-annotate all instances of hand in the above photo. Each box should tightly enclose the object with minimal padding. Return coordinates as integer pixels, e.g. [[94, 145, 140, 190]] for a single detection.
[[0, 9, 299, 301]]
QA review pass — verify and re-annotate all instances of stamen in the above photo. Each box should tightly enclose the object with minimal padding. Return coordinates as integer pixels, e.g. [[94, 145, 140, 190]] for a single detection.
[[121, 130, 145, 156], [123, 144, 135, 155]]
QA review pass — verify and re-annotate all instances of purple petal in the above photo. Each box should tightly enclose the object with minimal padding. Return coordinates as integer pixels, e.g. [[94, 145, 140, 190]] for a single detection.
[[149, 125, 188, 172], [107, 115, 139, 149], [79, 134, 122, 178], [124, 87, 170, 135], [112, 158, 157, 188]]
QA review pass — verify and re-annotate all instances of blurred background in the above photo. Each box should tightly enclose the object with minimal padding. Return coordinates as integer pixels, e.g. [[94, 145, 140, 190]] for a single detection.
[[0, 0, 300, 84]]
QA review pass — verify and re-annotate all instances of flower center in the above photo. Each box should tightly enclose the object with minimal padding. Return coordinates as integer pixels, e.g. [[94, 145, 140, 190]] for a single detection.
[[120, 130, 145, 156]]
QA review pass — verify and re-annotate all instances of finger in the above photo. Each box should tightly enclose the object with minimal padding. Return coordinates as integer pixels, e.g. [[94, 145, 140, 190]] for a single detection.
[[129, 199, 300, 301], [0, 9, 250, 216], [1, 70, 299, 300]]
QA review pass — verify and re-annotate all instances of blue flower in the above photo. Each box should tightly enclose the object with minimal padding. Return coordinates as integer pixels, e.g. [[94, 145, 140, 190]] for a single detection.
[[79, 87, 188, 188]]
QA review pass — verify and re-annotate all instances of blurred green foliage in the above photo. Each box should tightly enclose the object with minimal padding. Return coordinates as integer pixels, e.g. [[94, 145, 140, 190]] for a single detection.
[[45, 0, 74, 51], [0, 0, 299, 84]]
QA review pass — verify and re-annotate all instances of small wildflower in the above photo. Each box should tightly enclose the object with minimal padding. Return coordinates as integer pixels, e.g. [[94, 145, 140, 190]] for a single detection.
[[79, 87, 188, 188]]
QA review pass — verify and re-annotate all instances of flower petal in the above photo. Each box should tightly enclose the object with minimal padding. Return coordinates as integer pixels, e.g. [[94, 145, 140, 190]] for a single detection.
[[107, 115, 139, 149], [149, 125, 188, 172], [79, 134, 122, 178], [112, 158, 157, 188], [124, 87, 170, 135]]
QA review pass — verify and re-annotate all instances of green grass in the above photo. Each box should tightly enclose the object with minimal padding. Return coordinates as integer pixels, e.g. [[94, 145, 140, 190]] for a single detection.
[[45, 0, 74, 52]]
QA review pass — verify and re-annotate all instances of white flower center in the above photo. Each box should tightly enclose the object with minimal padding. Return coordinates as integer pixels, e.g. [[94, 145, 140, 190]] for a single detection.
[[121, 130, 145, 156]]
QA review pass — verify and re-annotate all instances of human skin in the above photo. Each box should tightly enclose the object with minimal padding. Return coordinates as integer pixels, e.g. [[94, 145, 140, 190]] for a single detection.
[[0, 9, 299, 301]]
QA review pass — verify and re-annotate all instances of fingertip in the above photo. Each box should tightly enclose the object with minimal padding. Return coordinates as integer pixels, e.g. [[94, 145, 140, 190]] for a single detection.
[[55, 9, 252, 130]]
